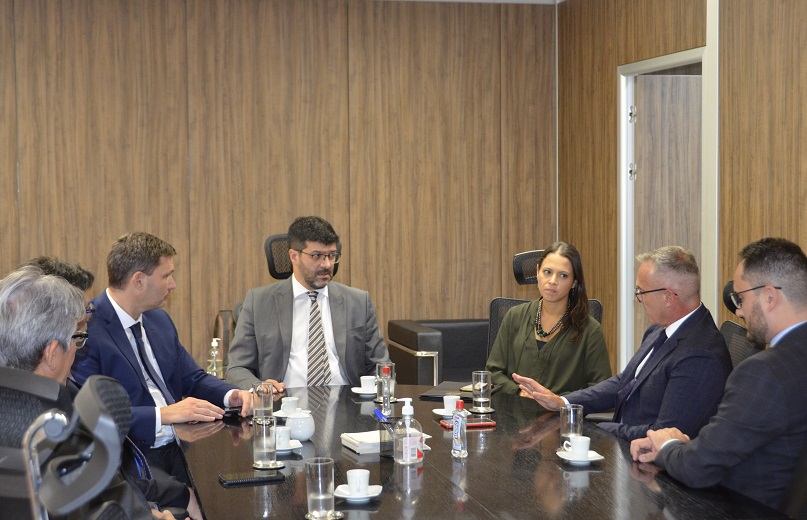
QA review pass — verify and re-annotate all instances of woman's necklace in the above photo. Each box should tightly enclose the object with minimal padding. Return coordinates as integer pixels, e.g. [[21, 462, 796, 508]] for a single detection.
[[534, 298, 569, 338]]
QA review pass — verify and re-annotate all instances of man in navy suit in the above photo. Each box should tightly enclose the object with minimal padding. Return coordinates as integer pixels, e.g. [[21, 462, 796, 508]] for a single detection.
[[515, 246, 731, 441], [72, 232, 252, 486], [631, 238, 807, 510]]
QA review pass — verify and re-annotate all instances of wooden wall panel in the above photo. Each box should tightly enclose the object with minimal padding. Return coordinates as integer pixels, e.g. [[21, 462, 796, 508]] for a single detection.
[[559, 0, 709, 370], [718, 0, 807, 324], [14, 0, 190, 339], [500, 4, 557, 301], [187, 0, 349, 359], [618, 0, 706, 65], [0, 0, 17, 279], [348, 1, 503, 331], [558, 0, 619, 370]]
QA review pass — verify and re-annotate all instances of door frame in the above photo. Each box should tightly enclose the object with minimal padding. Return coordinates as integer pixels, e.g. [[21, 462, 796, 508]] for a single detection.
[[616, 0, 720, 369]]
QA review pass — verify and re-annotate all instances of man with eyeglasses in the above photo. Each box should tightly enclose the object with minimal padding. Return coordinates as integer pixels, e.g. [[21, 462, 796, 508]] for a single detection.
[[515, 245, 731, 441], [631, 238, 807, 511], [72, 232, 253, 489], [226, 216, 389, 390], [27, 257, 201, 519]]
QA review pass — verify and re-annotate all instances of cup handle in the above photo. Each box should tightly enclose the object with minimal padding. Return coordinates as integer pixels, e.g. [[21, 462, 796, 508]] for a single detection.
[[563, 440, 572, 451]]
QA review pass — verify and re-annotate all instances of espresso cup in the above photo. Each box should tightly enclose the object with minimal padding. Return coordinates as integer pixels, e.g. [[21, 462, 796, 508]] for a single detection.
[[360, 375, 376, 392], [443, 395, 460, 412], [346, 468, 370, 496], [281, 396, 299, 414], [563, 435, 590, 459], [275, 425, 291, 450]]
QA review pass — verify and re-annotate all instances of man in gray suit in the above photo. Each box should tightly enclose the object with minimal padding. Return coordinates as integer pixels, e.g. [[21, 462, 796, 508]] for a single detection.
[[515, 246, 731, 441], [226, 216, 389, 390], [631, 238, 807, 510]]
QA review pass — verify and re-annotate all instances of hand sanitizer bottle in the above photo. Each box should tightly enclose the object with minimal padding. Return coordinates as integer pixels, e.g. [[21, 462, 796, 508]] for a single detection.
[[206, 338, 222, 378], [393, 398, 424, 465], [451, 400, 468, 458]]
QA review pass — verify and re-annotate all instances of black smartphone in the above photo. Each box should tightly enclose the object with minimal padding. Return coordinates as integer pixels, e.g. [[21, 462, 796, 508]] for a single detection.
[[222, 407, 242, 425], [218, 470, 285, 487]]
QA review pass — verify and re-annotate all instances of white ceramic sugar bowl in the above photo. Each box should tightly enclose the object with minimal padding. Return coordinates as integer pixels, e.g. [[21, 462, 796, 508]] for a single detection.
[[286, 410, 315, 441]]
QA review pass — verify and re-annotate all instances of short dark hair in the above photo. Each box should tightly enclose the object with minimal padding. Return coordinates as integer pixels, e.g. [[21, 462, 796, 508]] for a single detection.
[[24, 256, 95, 291], [538, 242, 590, 341], [107, 232, 177, 289], [287, 216, 339, 251], [739, 238, 807, 306]]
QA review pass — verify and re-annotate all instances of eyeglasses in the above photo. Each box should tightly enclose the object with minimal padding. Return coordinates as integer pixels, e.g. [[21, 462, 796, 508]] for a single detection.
[[634, 287, 668, 302], [72, 331, 89, 349], [729, 284, 782, 309], [296, 250, 341, 264], [85, 302, 95, 322]]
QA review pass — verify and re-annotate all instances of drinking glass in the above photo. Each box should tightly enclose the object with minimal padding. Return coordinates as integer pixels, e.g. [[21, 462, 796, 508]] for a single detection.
[[470, 370, 494, 413], [253, 416, 283, 469], [252, 381, 273, 425], [305, 457, 342, 519], [559, 404, 584, 444]]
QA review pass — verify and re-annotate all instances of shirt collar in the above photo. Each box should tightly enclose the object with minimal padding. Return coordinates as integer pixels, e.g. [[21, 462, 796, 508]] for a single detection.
[[106, 288, 141, 329], [291, 276, 329, 300], [770, 320, 807, 347], [664, 303, 702, 339]]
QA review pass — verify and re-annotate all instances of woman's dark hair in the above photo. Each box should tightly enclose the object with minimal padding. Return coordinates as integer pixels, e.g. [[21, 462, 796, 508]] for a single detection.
[[538, 241, 590, 341]]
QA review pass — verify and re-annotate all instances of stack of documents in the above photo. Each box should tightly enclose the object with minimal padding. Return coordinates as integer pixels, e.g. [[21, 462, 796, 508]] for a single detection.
[[341, 431, 386, 455], [341, 430, 432, 455]]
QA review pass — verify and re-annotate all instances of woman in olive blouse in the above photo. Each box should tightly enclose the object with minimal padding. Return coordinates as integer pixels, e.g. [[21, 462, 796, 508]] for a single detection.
[[486, 242, 611, 396]]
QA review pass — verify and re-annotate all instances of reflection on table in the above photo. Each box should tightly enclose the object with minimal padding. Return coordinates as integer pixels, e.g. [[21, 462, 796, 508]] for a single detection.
[[182, 385, 785, 519]]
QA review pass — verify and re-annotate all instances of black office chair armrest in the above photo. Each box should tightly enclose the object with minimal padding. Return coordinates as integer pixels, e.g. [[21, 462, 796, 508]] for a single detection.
[[388, 320, 443, 352], [387, 320, 443, 386]]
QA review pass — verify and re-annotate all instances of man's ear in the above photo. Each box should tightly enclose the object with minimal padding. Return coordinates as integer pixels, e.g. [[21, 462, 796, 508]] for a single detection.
[[130, 271, 145, 290], [39, 339, 62, 374]]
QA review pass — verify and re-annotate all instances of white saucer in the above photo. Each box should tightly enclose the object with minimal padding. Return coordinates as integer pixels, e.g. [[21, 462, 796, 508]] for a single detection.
[[272, 409, 311, 419], [432, 408, 454, 418], [556, 449, 604, 465], [334, 484, 383, 503], [275, 439, 303, 454], [351, 387, 377, 396]]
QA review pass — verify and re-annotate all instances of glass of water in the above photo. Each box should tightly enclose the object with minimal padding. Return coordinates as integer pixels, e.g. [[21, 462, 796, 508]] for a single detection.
[[470, 370, 494, 413], [252, 416, 283, 469], [305, 457, 342, 519], [559, 404, 584, 444]]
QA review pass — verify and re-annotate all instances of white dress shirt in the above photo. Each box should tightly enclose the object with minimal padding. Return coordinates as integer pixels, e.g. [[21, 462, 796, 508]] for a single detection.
[[283, 276, 348, 388]]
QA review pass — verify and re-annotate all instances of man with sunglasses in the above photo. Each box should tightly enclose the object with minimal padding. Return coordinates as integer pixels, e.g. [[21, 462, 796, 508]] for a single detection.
[[631, 238, 807, 511], [515, 245, 731, 441], [226, 216, 388, 391]]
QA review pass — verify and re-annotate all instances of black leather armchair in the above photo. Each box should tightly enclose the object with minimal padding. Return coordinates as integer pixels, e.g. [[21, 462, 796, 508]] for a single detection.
[[387, 319, 488, 385]]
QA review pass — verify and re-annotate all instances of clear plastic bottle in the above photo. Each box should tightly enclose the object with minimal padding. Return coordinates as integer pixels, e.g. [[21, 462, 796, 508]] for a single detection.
[[381, 365, 393, 416], [393, 398, 424, 465], [451, 399, 468, 458], [206, 338, 222, 378]]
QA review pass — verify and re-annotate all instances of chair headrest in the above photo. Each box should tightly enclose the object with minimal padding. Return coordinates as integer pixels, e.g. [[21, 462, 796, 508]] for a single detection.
[[722, 280, 737, 315]]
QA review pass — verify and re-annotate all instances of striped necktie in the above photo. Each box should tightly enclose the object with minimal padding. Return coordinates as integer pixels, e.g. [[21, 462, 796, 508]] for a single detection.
[[307, 291, 331, 386]]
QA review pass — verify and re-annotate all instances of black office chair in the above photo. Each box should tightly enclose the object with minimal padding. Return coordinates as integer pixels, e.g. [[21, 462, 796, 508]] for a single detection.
[[719, 320, 763, 368], [264, 233, 342, 280], [0, 368, 130, 519], [513, 249, 545, 285], [486, 297, 530, 356]]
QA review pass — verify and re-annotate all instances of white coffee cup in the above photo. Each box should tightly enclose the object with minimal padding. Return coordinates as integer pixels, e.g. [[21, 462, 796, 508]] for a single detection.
[[281, 396, 299, 414], [360, 375, 376, 392], [346, 468, 370, 496], [275, 425, 291, 450], [563, 435, 590, 459], [443, 395, 460, 412]]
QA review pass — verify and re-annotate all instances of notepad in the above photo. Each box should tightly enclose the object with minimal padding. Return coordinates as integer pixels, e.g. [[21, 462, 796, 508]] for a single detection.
[[341, 430, 431, 455]]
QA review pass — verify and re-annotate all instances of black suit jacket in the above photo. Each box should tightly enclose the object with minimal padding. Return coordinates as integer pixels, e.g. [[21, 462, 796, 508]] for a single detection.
[[656, 321, 807, 509], [565, 305, 732, 440]]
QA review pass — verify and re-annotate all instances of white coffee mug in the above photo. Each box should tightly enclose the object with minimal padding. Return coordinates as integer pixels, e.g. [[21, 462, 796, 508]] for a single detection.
[[347, 468, 370, 496], [443, 395, 460, 412], [360, 375, 376, 392], [275, 425, 291, 449], [563, 435, 590, 459]]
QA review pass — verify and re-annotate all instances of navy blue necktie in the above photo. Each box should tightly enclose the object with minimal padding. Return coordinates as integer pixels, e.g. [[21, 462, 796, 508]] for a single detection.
[[614, 330, 667, 422], [131, 322, 175, 405]]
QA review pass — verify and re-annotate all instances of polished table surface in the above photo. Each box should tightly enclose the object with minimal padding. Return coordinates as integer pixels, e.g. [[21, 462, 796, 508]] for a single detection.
[[182, 385, 786, 520]]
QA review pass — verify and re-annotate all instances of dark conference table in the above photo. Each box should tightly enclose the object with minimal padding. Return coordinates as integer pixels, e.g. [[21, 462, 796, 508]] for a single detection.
[[182, 385, 785, 519]]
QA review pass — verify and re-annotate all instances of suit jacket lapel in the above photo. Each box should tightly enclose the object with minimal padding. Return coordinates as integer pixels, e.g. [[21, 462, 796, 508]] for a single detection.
[[328, 283, 348, 374], [97, 292, 149, 390], [275, 279, 295, 377]]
